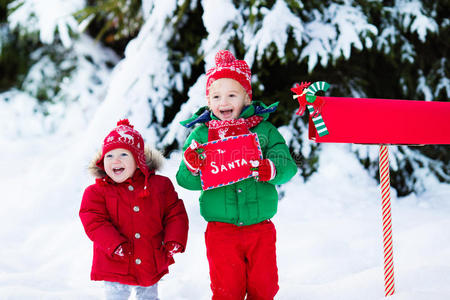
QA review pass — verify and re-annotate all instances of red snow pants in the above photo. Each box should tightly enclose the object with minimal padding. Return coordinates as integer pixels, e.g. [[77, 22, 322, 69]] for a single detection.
[[205, 220, 279, 300]]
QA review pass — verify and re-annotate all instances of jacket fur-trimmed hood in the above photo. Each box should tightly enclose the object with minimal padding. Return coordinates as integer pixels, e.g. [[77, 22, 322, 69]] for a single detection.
[[88, 146, 165, 178]]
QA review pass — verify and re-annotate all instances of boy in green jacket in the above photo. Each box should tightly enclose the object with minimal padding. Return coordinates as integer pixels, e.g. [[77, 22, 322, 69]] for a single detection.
[[176, 50, 297, 299]]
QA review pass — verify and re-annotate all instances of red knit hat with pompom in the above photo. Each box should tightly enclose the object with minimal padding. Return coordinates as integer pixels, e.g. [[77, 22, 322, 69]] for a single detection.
[[96, 120, 150, 188], [206, 50, 252, 100]]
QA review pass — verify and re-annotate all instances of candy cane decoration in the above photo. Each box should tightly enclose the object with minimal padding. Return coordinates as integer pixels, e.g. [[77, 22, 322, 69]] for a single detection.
[[379, 145, 395, 296], [307, 106, 328, 136], [292, 81, 330, 137], [305, 81, 330, 136], [304, 81, 330, 96]]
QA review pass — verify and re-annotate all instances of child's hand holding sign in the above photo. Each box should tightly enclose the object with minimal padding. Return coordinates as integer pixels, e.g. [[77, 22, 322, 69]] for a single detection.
[[250, 159, 276, 182], [182, 140, 206, 175]]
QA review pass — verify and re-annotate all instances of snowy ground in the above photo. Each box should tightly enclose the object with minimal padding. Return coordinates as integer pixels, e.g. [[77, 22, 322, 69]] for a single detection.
[[0, 127, 449, 300]]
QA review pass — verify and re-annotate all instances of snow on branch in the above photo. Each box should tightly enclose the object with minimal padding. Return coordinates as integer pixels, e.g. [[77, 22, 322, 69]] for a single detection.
[[7, 0, 83, 47], [397, 0, 438, 42], [378, 0, 438, 51], [302, 1, 377, 72], [201, 0, 241, 63], [244, 0, 304, 66]]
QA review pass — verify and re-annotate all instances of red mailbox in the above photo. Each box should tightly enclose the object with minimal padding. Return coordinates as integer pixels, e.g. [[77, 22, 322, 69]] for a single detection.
[[308, 96, 450, 145]]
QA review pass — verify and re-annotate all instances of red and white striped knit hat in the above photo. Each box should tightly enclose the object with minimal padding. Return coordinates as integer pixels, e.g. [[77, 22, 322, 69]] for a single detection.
[[206, 50, 252, 100]]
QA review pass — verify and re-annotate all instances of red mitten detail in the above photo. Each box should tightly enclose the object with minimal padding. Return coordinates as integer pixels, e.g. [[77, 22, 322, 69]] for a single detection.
[[183, 140, 205, 174], [250, 159, 276, 182], [165, 241, 183, 258]]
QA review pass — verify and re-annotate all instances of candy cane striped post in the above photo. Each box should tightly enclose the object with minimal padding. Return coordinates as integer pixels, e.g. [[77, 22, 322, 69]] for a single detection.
[[379, 145, 395, 296]]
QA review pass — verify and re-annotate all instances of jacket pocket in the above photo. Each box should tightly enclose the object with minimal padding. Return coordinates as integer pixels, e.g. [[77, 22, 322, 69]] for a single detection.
[[151, 232, 172, 273], [94, 246, 129, 275], [154, 247, 172, 273]]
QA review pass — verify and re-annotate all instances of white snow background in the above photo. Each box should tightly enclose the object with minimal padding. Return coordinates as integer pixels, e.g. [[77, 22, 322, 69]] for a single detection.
[[1, 0, 450, 299]]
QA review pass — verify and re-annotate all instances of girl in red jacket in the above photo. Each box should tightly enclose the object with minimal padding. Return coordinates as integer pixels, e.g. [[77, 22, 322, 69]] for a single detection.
[[80, 119, 189, 300]]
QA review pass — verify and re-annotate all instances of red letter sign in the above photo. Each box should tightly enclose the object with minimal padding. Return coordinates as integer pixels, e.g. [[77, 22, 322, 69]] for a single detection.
[[199, 133, 263, 190]]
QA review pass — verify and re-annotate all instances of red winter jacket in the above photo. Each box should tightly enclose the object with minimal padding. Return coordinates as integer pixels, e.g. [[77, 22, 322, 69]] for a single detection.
[[79, 148, 189, 286]]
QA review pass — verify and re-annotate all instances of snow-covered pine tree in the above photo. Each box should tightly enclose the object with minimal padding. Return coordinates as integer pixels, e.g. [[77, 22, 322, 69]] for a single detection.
[[0, 0, 39, 92], [1, 0, 119, 136], [1, 0, 448, 195]]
